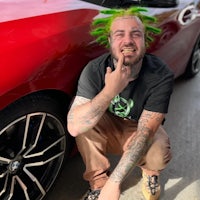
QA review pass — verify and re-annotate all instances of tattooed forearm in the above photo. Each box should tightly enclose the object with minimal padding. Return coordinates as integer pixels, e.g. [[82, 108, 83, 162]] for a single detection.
[[67, 91, 113, 135], [139, 110, 165, 134], [75, 100, 105, 132], [141, 111, 164, 123], [110, 129, 150, 183], [67, 96, 89, 123], [109, 110, 164, 183]]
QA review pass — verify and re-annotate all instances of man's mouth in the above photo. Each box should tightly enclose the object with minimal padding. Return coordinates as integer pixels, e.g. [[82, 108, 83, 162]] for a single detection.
[[121, 47, 136, 54]]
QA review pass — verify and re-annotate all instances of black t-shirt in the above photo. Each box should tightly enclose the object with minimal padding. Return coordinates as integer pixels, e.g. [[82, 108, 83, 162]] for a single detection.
[[76, 53, 174, 121]]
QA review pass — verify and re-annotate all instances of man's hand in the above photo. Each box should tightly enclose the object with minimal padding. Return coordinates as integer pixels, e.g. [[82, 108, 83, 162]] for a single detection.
[[104, 53, 134, 98], [98, 179, 121, 200]]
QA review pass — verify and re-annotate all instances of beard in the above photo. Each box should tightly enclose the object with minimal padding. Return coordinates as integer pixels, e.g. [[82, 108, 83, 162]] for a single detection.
[[123, 53, 144, 66]]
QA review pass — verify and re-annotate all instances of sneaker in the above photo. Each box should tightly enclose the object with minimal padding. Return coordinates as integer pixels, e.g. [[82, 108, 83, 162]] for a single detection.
[[142, 171, 161, 200], [83, 188, 101, 200]]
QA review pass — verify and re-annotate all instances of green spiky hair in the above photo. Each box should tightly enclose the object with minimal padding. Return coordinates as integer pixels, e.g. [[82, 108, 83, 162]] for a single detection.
[[90, 6, 161, 48]]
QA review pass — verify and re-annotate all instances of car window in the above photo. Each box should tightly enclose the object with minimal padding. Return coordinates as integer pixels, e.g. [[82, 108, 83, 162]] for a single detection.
[[81, 0, 178, 8], [80, 0, 121, 8], [145, 0, 178, 7]]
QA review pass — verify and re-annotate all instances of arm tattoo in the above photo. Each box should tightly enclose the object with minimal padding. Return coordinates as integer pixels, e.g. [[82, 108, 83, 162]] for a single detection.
[[68, 94, 112, 133], [110, 133, 149, 182], [67, 96, 90, 122], [109, 110, 164, 183]]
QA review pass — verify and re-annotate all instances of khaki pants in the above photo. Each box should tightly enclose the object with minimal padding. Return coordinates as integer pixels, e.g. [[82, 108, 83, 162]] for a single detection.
[[76, 112, 171, 190]]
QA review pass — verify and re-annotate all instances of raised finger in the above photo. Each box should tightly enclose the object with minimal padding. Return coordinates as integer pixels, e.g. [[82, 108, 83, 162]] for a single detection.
[[116, 53, 124, 72]]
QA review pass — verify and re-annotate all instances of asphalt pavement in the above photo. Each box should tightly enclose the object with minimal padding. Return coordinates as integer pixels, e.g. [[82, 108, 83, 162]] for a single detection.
[[47, 72, 200, 200]]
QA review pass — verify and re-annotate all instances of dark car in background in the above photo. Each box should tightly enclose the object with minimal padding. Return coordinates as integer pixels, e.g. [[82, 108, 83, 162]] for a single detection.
[[0, 0, 199, 199]]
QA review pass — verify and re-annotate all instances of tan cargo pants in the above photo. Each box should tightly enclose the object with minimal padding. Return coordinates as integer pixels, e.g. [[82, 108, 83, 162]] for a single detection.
[[75, 112, 171, 190]]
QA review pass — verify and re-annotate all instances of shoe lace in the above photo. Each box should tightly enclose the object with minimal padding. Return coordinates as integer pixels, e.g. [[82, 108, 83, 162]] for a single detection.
[[84, 189, 100, 200], [147, 175, 159, 195]]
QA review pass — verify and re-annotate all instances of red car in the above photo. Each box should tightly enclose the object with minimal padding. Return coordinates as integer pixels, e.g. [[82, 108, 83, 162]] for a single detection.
[[0, 0, 199, 199]]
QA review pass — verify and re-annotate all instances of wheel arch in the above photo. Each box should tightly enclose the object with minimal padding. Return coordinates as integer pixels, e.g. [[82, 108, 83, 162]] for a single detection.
[[0, 89, 73, 114], [184, 33, 200, 78]]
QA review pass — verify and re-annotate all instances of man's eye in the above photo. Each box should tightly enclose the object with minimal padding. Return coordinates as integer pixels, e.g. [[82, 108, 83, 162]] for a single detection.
[[132, 32, 142, 38], [115, 33, 123, 38]]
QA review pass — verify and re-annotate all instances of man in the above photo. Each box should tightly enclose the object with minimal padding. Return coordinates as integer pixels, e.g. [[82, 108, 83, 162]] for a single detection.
[[67, 6, 174, 200]]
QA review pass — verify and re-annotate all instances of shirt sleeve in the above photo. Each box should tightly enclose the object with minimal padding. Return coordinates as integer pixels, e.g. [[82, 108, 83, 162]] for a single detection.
[[76, 61, 103, 99], [144, 67, 174, 113]]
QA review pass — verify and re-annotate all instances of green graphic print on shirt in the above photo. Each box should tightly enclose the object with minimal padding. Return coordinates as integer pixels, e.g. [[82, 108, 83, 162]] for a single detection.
[[109, 95, 134, 119]]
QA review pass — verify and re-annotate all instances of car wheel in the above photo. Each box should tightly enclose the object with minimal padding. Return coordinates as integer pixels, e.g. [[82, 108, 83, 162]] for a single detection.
[[185, 35, 200, 78], [0, 94, 71, 200]]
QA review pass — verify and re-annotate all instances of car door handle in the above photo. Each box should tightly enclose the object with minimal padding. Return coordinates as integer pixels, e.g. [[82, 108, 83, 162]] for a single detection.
[[178, 5, 200, 25]]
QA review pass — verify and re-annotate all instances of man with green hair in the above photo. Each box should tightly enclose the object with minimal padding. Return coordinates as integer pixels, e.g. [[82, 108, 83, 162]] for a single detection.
[[67, 6, 174, 200]]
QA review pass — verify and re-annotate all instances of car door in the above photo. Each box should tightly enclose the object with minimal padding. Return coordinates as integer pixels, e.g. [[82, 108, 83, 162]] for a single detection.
[[81, 0, 200, 78], [147, 0, 200, 77]]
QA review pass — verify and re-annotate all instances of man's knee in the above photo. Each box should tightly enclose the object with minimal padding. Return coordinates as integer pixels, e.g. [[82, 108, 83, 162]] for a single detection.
[[144, 137, 172, 170], [154, 146, 172, 169]]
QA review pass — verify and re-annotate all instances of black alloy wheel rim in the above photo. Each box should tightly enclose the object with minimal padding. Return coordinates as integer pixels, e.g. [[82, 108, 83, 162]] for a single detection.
[[0, 112, 66, 200], [192, 36, 200, 74]]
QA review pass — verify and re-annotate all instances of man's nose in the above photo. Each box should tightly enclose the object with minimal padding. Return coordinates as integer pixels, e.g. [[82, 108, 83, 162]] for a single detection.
[[123, 33, 134, 44]]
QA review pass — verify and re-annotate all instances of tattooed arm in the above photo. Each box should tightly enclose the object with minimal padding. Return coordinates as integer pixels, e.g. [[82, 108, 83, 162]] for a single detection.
[[67, 90, 113, 136], [98, 109, 165, 200]]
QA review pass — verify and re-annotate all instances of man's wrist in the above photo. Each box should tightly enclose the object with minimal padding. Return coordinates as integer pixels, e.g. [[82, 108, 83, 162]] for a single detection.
[[109, 172, 124, 184], [106, 178, 121, 187], [101, 87, 116, 101]]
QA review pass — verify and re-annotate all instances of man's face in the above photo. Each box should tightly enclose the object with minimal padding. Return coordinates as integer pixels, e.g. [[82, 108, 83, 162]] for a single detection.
[[109, 16, 146, 66]]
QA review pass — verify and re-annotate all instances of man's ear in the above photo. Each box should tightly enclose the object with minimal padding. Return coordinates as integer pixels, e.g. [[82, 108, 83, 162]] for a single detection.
[[108, 36, 111, 45]]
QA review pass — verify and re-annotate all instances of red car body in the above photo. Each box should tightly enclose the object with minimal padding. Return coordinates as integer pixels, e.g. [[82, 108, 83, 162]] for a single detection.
[[0, 1, 105, 110], [0, 0, 199, 199], [0, 0, 200, 111]]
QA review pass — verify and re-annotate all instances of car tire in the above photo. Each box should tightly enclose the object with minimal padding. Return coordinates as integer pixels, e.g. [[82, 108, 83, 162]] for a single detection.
[[185, 35, 200, 78], [0, 94, 72, 200]]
